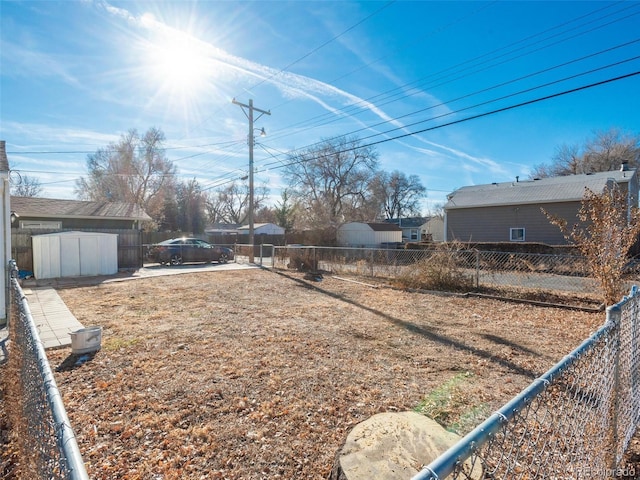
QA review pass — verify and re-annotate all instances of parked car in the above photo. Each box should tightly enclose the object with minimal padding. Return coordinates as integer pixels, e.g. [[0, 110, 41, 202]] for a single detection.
[[147, 238, 234, 265]]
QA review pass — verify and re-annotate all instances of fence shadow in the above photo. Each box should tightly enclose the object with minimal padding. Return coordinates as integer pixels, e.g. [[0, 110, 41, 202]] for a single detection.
[[55, 352, 99, 372], [0, 335, 8, 365], [278, 270, 541, 379]]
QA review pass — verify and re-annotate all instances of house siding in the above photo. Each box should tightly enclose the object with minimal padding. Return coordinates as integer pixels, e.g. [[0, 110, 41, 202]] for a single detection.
[[446, 202, 580, 244], [16, 215, 138, 230], [445, 169, 639, 245]]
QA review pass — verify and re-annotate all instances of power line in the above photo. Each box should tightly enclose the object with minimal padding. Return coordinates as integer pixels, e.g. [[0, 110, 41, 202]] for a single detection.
[[263, 3, 640, 143], [203, 70, 639, 191], [255, 70, 640, 177], [253, 38, 640, 168]]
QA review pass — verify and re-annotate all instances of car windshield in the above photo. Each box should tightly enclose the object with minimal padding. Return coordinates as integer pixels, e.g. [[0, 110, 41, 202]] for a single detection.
[[158, 238, 212, 247]]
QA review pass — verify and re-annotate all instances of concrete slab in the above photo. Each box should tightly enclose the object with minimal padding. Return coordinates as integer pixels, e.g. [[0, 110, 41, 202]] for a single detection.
[[24, 287, 84, 350]]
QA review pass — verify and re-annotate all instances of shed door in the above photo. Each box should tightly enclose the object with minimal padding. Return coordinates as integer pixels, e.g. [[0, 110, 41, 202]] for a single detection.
[[33, 236, 61, 279], [60, 236, 101, 277], [79, 236, 100, 276], [60, 237, 81, 277]]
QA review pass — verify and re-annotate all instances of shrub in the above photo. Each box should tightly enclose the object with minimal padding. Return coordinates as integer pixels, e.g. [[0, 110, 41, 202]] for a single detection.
[[396, 242, 474, 292], [544, 186, 640, 305]]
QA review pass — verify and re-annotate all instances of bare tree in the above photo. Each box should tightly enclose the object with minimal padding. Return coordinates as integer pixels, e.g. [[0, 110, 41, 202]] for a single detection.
[[371, 170, 426, 219], [75, 127, 177, 224], [283, 136, 379, 229], [544, 185, 640, 305], [176, 178, 207, 233], [11, 174, 43, 197], [583, 129, 640, 172], [531, 128, 640, 178], [272, 190, 296, 231], [205, 181, 269, 225]]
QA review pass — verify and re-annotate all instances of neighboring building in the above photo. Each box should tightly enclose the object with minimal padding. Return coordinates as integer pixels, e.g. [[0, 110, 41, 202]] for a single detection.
[[444, 168, 639, 244], [384, 216, 445, 242], [206, 223, 285, 236], [422, 216, 445, 242], [11, 196, 151, 230], [384, 217, 427, 242], [237, 223, 286, 236], [337, 222, 402, 247], [205, 223, 241, 236], [10, 196, 151, 273]]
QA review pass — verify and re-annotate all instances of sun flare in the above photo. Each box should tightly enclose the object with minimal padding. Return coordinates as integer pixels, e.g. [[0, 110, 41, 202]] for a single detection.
[[148, 36, 210, 95]]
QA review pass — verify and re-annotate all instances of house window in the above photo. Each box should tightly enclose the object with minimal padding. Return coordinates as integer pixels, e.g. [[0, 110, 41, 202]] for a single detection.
[[510, 227, 525, 242], [410, 229, 419, 241], [19, 220, 62, 229]]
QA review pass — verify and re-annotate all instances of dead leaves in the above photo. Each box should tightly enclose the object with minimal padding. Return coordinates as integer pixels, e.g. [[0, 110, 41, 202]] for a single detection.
[[37, 270, 604, 479]]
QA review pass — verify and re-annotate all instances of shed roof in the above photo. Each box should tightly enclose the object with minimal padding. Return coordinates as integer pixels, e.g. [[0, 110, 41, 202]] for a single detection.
[[445, 170, 636, 210], [367, 222, 402, 232], [11, 196, 151, 221]]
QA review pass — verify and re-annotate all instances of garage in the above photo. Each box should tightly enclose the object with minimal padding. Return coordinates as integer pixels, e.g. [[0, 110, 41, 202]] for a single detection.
[[32, 231, 118, 279]]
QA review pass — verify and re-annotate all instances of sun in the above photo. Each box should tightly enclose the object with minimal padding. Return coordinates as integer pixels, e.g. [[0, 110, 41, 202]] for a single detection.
[[147, 35, 211, 96], [135, 11, 215, 105]]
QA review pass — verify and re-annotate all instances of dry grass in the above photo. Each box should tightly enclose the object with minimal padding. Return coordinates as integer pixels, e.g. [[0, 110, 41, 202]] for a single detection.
[[6, 269, 609, 479]]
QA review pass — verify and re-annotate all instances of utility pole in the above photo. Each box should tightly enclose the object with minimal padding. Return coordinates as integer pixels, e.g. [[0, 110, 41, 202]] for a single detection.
[[232, 98, 270, 263]]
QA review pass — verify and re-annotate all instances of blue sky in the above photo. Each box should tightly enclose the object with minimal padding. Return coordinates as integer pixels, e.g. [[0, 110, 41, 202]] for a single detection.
[[1, 0, 639, 213]]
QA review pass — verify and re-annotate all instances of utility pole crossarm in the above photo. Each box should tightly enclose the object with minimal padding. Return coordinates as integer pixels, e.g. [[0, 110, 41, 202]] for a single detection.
[[232, 98, 271, 118]]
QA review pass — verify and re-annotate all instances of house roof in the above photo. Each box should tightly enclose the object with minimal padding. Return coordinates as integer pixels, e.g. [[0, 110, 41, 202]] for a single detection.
[[236, 223, 285, 231], [206, 223, 241, 233], [11, 196, 151, 221], [445, 170, 637, 210], [384, 217, 428, 228]]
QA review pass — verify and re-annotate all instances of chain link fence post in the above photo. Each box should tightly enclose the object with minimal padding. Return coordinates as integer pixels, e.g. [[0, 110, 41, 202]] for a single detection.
[[607, 303, 622, 472], [475, 250, 480, 289]]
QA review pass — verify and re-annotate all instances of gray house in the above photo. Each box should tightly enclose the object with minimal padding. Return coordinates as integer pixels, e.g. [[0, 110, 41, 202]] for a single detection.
[[11, 196, 151, 230], [444, 168, 639, 244], [384, 216, 445, 242], [384, 217, 427, 242]]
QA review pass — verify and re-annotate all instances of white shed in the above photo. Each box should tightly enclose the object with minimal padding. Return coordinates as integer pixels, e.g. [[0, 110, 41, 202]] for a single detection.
[[32, 231, 119, 279], [337, 222, 402, 247]]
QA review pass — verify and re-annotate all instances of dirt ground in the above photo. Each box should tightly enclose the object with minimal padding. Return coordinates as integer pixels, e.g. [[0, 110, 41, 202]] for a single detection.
[[9, 269, 630, 478]]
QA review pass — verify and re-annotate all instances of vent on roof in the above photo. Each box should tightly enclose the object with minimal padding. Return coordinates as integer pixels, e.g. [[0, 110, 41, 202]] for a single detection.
[[621, 162, 629, 172]]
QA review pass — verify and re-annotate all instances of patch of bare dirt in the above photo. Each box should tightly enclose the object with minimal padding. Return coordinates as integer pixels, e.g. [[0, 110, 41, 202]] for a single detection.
[[37, 269, 608, 479]]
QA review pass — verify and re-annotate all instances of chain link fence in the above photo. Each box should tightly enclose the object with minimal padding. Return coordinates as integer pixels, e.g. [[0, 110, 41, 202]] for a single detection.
[[272, 246, 601, 296], [412, 285, 640, 480], [5, 261, 89, 480], [272, 245, 638, 476]]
